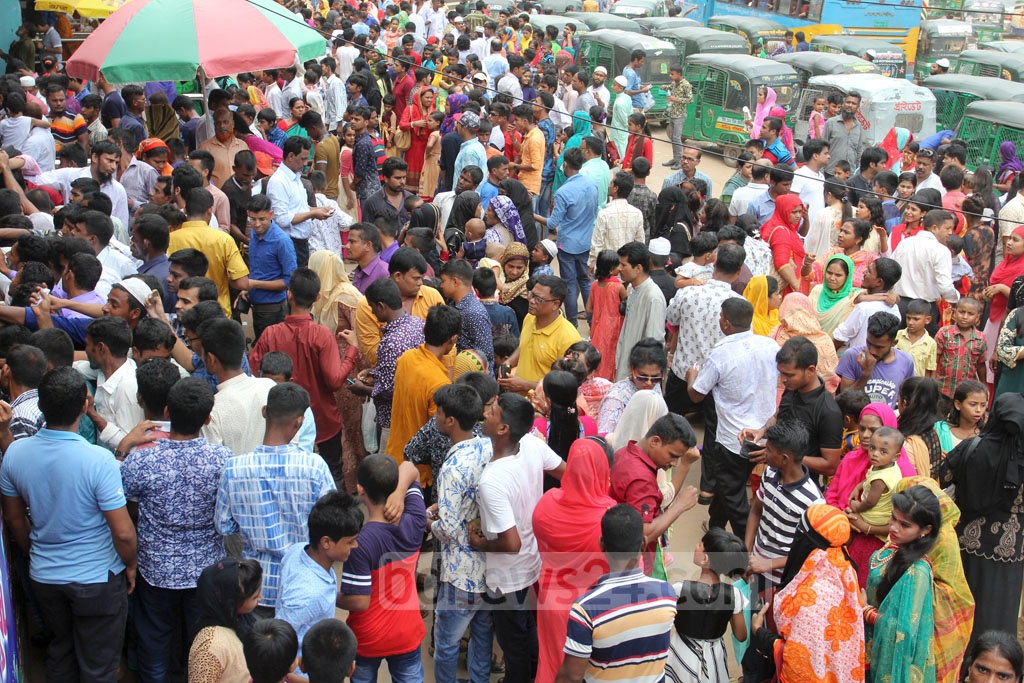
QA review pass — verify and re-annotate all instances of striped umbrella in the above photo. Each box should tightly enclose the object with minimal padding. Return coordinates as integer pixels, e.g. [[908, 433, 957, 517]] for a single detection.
[[66, 0, 326, 83]]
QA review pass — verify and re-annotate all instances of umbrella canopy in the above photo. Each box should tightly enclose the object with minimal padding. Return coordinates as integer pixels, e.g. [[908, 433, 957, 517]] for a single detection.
[[34, 0, 77, 13], [66, 0, 326, 83], [34, 0, 134, 18]]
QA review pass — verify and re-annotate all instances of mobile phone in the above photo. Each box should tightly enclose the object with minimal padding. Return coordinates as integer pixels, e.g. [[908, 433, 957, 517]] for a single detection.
[[740, 440, 763, 459], [345, 378, 356, 385], [498, 365, 510, 378]]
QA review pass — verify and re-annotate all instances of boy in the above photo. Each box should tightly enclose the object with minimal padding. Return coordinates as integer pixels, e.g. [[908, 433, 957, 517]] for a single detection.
[[301, 619, 359, 683], [834, 257, 903, 349], [934, 297, 988, 399], [339, 455, 427, 683], [833, 159, 852, 181], [835, 388, 870, 456], [895, 299, 937, 378], [492, 333, 518, 378], [745, 420, 823, 590], [531, 239, 556, 277], [243, 619, 299, 683], [744, 138, 765, 161], [277, 491, 363, 651], [258, 350, 318, 454], [674, 231, 717, 287], [874, 170, 901, 230], [472, 266, 519, 339]]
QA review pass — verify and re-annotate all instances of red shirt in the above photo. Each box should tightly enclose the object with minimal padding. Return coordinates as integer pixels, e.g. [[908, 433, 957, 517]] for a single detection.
[[609, 441, 663, 569], [249, 315, 358, 443]]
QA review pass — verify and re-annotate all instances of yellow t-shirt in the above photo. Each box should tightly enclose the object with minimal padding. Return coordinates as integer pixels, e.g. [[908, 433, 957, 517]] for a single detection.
[[860, 462, 904, 529], [386, 344, 450, 463], [355, 284, 445, 366], [894, 329, 937, 377], [168, 221, 249, 316], [517, 313, 582, 385]]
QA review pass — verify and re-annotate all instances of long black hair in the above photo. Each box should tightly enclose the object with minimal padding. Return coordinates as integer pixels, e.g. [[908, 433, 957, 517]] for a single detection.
[[897, 376, 942, 437], [543, 370, 582, 464], [965, 630, 1024, 682], [876, 486, 941, 602]]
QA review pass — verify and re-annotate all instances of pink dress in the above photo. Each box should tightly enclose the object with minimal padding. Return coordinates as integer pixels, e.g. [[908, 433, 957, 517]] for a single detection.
[[589, 277, 624, 381]]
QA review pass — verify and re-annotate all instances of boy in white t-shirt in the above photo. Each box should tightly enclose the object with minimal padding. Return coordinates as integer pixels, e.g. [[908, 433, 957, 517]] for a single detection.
[[0, 92, 51, 152], [675, 231, 717, 287]]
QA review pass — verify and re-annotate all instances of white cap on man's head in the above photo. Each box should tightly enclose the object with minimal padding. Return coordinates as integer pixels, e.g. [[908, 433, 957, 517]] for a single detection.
[[20, 76, 35, 87], [936, 58, 951, 68], [649, 237, 671, 256]]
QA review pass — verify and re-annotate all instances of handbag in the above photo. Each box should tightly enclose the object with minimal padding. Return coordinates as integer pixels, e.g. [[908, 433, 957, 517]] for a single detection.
[[393, 126, 412, 152], [361, 400, 378, 453]]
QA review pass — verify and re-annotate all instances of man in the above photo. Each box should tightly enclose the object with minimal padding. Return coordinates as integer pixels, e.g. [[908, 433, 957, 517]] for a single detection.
[[587, 66, 611, 113], [614, 241, 667, 380], [78, 316, 144, 453], [250, 268, 352, 481], [760, 116, 794, 169], [167, 187, 249, 315], [534, 92, 559, 215], [391, 58, 415, 121], [35, 19, 63, 67], [746, 165, 794, 226], [560, 66, 580, 114], [1, 367, 136, 681], [627, 157, 658, 240], [571, 69, 597, 116], [686, 298, 779, 539], [386, 304, 461, 461], [662, 146, 714, 198], [350, 107, 382, 204], [509, 104, 544, 200], [943, 144, 967, 172], [241, 194, 297, 339], [622, 49, 651, 110], [541, 149, 599, 326], [320, 57, 347, 134], [931, 57, 951, 75], [791, 138, 830, 227], [33, 140, 130, 226], [729, 159, 772, 220], [0, 344, 46, 450], [267, 136, 333, 268], [165, 247, 208, 309], [891, 209, 959, 334], [281, 67, 303, 111], [499, 276, 582, 394], [199, 108, 249, 189], [915, 148, 943, 194], [453, 112, 488, 191], [837, 311, 916, 408], [822, 91, 864, 174], [440, 259, 494, 368], [349, 222, 389, 294], [119, 84, 149, 151], [44, 83, 89, 154], [580, 136, 611, 211], [846, 146, 888, 207], [590, 172, 645, 274], [361, 157, 414, 227], [131, 213, 174, 310], [80, 93, 108, 147], [220, 150, 258, 245], [68, 209, 137, 297], [483, 38, 509, 90], [216, 381, 336, 613], [479, 155, 508, 210], [469, 392, 565, 683], [556, 504, 677, 683], [663, 66, 693, 169], [299, 111, 342, 202], [498, 56, 525, 102], [537, 76, 570, 132]]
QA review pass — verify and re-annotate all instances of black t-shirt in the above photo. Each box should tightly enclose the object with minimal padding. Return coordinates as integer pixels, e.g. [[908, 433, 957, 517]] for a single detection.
[[220, 176, 260, 235], [649, 269, 675, 305], [777, 382, 843, 460]]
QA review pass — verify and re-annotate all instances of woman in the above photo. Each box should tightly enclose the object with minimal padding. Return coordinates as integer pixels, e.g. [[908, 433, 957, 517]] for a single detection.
[[654, 186, 698, 261], [498, 179, 538, 250], [595, 340, 666, 434], [997, 141, 1023, 194], [553, 110, 591, 193], [808, 219, 876, 288], [440, 93, 468, 136], [984, 226, 1024, 364], [701, 199, 731, 234], [896, 172, 918, 211], [532, 438, 615, 683], [995, 276, 1024, 397], [533, 370, 597, 465], [485, 195, 527, 250], [309, 250, 368, 493], [621, 112, 653, 174], [383, 16, 401, 50], [606, 390, 668, 452], [880, 126, 914, 171], [399, 86, 437, 194], [744, 275, 781, 336], [893, 477, 975, 683], [277, 96, 311, 139], [939, 392, 1024, 640], [897, 376, 944, 477], [443, 190, 481, 256], [746, 86, 776, 139], [748, 505, 865, 683], [963, 631, 1024, 683], [865, 485, 942, 683], [890, 192, 931, 251], [804, 179, 852, 259], [499, 242, 531, 325], [808, 254, 862, 336], [408, 204, 445, 276], [771, 293, 840, 391], [188, 558, 263, 683], [855, 197, 889, 254], [760, 194, 807, 297]]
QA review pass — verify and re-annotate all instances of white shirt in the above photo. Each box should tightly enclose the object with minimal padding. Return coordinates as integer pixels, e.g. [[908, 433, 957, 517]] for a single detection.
[[891, 230, 959, 303], [588, 84, 611, 112], [728, 181, 768, 218], [266, 83, 287, 119], [0, 117, 33, 150], [496, 72, 523, 102], [470, 36, 488, 62], [267, 165, 312, 240], [666, 279, 741, 380], [20, 125, 56, 173], [421, 5, 447, 39], [477, 433, 562, 592], [336, 45, 359, 83], [323, 74, 347, 129], [917, 172, 944, 195], [692, 331, 780, 454], [281, 78, 304, 111], [792, 165, 826, 228], [33, 166, 130, 226], [833, 299, 902, 348], [75, 358, 144, 451], [549, 97, 571, 131], [97, 244, 138, 281], [203, 374, 277, 456]]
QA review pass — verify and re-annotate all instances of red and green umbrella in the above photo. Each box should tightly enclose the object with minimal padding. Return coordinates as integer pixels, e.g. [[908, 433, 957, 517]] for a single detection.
[[66, 0, 326, 83]]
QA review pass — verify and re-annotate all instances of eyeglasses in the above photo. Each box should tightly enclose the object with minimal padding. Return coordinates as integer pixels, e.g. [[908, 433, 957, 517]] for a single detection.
[[633, 374, 663, 384], [527, 291, 559, 303], [917, 149, 934, 158]]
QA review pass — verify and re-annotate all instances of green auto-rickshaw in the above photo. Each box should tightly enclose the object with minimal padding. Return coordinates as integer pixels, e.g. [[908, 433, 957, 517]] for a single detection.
[[957, 100, 1024, 169], [917, 20, 975, 81], [808, 34, 908, 79], [563, 12, 641, 32], [654, 26, 748, 61], [963, 0, 1005, 43], [953, 49, 1024, 81], [608, 0, 667, 19], [635, 16, 700, 36], [577, 29, 678, 122], [979, 40, 1024, 53], [922, 74, 1024, 130], [706, 16, 789, 56]]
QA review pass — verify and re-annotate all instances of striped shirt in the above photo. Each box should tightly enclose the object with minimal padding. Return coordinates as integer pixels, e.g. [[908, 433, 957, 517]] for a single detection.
[[8, 389, 43, 441], [565, 569, 677, 683], [752, 466, 823, 586], [49, 113, 87, 151]]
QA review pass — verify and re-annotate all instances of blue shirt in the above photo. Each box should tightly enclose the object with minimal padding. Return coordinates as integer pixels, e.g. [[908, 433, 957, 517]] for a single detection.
[[0, 428, 126, 584], [24, 308, 89, 347], [661, 168, 714, 198], [453, 139, 488, 189], [276, 542, 337, 654], [121, 437, 233, 589], [248, 223, 297, 304], [549, 174, 599, 255], [764, 137, 794, 168], [215, 443, 337, 607], [746, 190, 777, 226], [138, 253, 174, 312], [478, 180, 500, 210], [623, 66, 643, 108], [454, 293, 494, 368], [538, 118, 557, 181]]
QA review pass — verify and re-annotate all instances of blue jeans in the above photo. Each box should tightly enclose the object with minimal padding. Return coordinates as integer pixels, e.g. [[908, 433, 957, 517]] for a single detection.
[[535, 178, 553, 219], [352, 646, 424, 683], [557, 250, 591, 325], [433, 583, 493, 683], [133, 575, 199, 683]]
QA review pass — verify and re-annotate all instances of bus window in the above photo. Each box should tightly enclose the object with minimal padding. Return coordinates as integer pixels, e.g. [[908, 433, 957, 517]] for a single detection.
[[804, 0, 823, 21], [724, 78, 749, 110]]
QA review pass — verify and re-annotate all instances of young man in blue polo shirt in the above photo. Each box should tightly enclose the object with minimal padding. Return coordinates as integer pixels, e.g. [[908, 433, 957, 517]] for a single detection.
[[241, 193, 297, 340]]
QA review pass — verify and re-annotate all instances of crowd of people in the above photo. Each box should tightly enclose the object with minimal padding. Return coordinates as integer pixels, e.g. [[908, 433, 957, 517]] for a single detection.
[[2, 1, 1024, 683]]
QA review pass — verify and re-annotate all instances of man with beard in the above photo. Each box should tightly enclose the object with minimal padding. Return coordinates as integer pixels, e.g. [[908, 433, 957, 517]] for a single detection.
[[822, 91, 864, 175], [588, 66, 611, 113], [199, 108, 249, 188], [32, 140, 130, 226]]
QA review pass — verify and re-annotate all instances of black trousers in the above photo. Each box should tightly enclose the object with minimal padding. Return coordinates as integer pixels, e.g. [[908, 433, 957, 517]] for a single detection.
[[665, 369, 719, 466], [706, 445, 756, 540], [487, 585, 537, 683], [33, 570, 128, 683], [291, 237, 310, 268], [316, 429, 344, 486], [251, 300, 288, 341]]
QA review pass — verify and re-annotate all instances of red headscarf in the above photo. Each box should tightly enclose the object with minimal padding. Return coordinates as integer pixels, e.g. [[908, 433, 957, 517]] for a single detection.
[[760, 194, 807, 293], [989, 225, 1024, 321], [533, 438, 615, 555]]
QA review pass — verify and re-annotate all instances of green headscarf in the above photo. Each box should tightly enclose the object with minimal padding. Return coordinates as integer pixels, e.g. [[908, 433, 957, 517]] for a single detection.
[[812, 253, 862, 336], [816, 254, 856, 312], [553, 110, 593, 192]]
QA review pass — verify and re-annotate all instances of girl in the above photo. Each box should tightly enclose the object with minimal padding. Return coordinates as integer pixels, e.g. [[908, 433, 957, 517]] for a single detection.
[[856, 196, 890, 254], [586, 249, 627, 382], [962, 196, 995, 299], [890, 191, 934, 250], [622, 112, 653, 174], [188, 558, 263, 683], [701, 199, 731, 234], [805, 179, 852, 258], [745, 86, 776, 139], [383, 16, 401, 50], [665, 528, 748, 683], [807, 219, 876, 288], [743, 275, 781, 336], [896, 172, 918, 210], [897, 376, 944, 477], [808, 253, 862, 336], [941, 380, 988, 447], [533, 371, 597, 484], [807, 95, 826, 140], [566, 341, 613, 416], [338, 123, 358, 223], [418, 110, 444, 202], [864, 485, 942, 683]]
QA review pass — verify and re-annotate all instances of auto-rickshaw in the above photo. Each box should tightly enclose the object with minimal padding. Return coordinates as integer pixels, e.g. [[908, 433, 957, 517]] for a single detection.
[[563, 12, 641, 32], [706, 16, 789, 56], [916, 20, 975, 81], [809, 34, 908, 79], [963, 0, 1005, 43], [979, 40, 1024, 53], [680, 53, 799, 160], [775, 52, 881, 120], [537, 0, 584, 14], [608, 0, 666, 18], [529, 15, 587, 42], [791, 74, 937, 147], [577, 29, 678, 122], [653, 26, 748, 61], [922, 74, 1024, 129], [635, 16, 700, 36], [957, 100, 1024, 169], [953, 49, 1024, 81]]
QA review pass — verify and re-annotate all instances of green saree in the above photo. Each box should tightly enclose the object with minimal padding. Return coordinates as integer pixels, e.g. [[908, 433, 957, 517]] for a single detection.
[[866, 547, 937, 683]]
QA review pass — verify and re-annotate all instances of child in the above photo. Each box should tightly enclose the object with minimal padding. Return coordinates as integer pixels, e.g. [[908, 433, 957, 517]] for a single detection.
[[846, 426, 904, 541], [566, 340, 613, 416], [895, 299, 937, 378], [748, 420, 824, 590], [259, 351, 318, 454], [276, 491, 363, 654], [339, 123, 358, 225], [934, 297, 988, 399], [308, 170, 352, 256], [674, 231, 718, 287], [189, 559, 264, 677], [462, 217, 487, 264], [807, 96, 826, 140], [586, 249, 626, 381], [0, 92, 50, 151], [493, 333, 519, 378], [301, 619, 359, 683], [744, 138, 765, 161], [836, 388, 871, 457], [473, 265, 520, 338], [826, 92, 842, 119], [664, 528, 748, 683], [833, 159, 852, 181], [418, 110, 444, 202], [939, 379, 987, 447], [873, 170, 901, 230], [531, 238, 556, 277], [242, 619, 299, 683]]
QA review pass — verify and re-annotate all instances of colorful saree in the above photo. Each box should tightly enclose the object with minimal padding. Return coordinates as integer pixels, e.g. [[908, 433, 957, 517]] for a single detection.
[[866, 548, 936, 683]]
